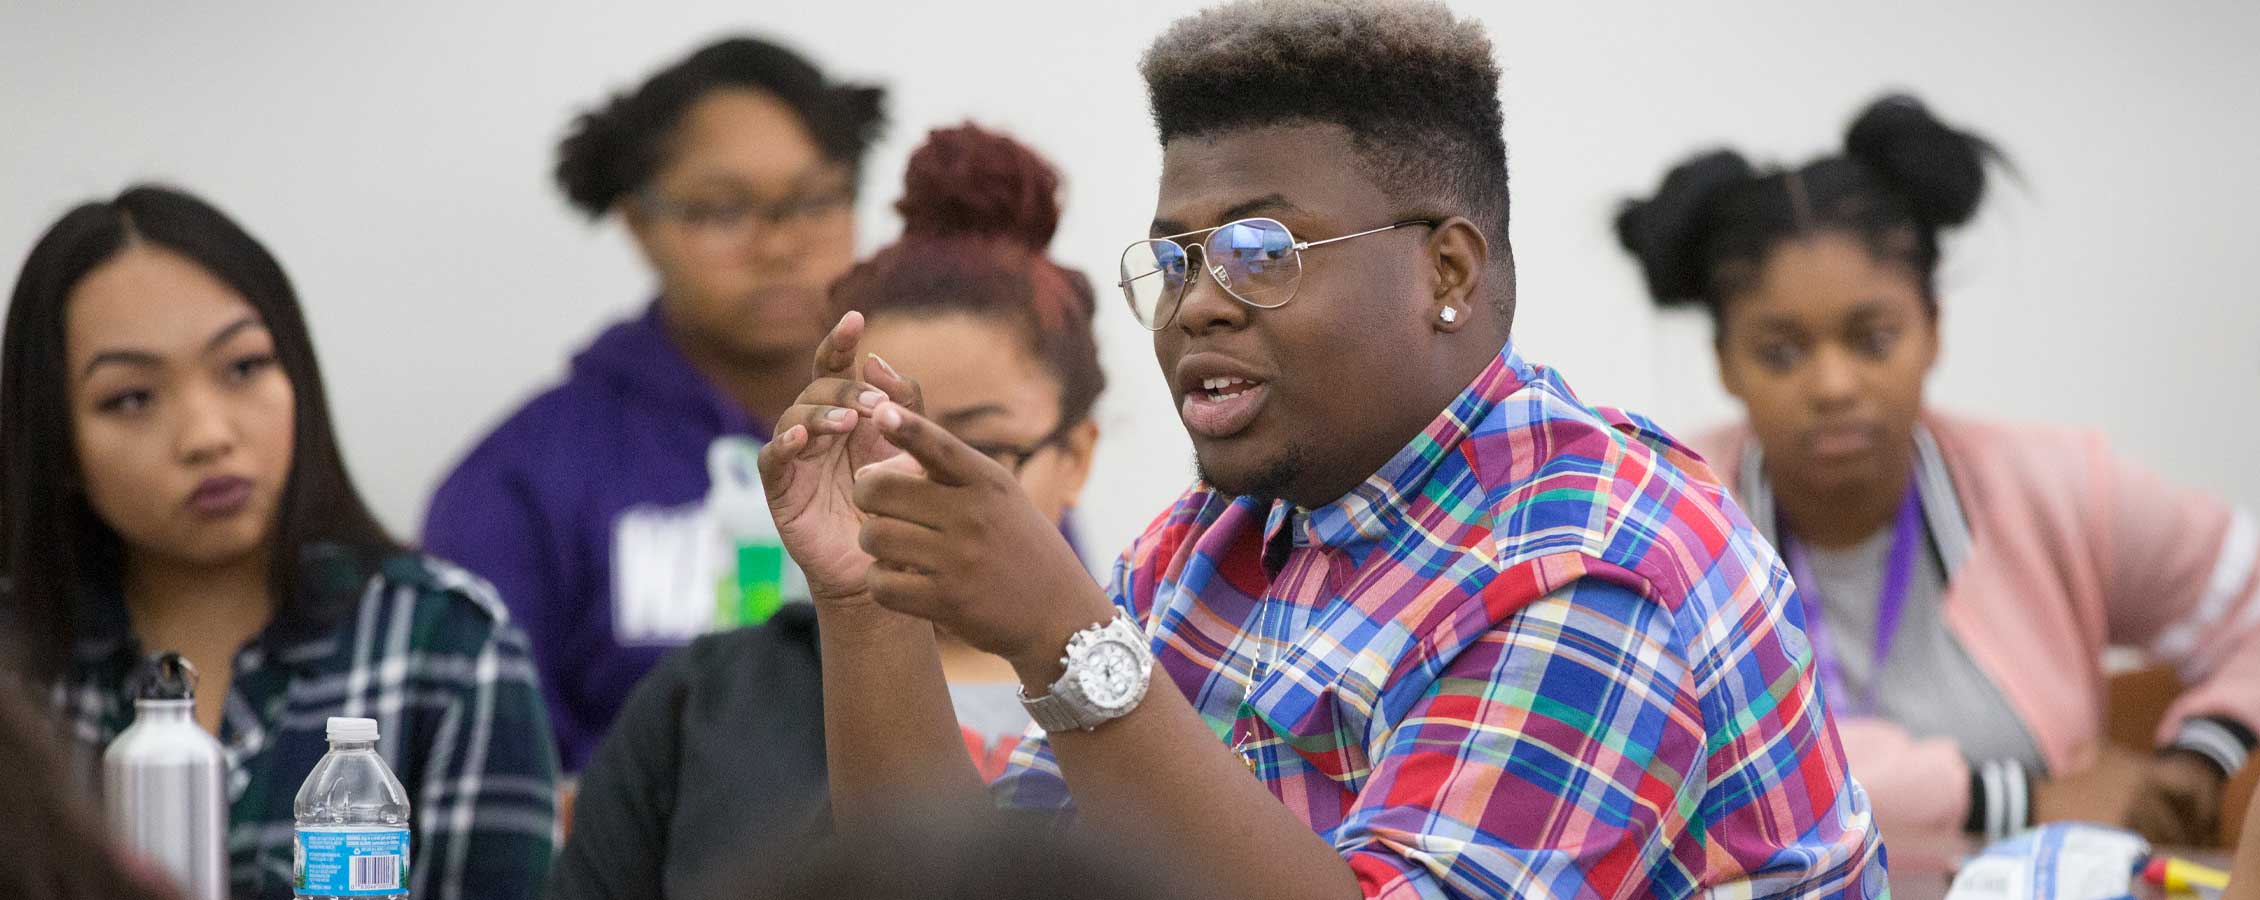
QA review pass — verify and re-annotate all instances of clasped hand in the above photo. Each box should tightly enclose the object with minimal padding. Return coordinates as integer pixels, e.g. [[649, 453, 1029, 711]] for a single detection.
[[756, 313, 1114, 678]]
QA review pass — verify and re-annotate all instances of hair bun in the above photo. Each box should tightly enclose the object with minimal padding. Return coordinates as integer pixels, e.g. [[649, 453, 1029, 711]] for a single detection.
[[554, 97, 638, 218], [896, 123, 1060, 250], [831, 85, 889, 158], [1616, 149, 1757, 308], [1844, 93, 1998, 228]]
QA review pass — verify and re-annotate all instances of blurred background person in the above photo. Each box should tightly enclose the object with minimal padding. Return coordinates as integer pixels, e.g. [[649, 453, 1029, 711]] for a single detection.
[[421, 35, 886, 776], [0, 185, 557, 899], [547, 122, 1102, 900], [715, 808, 1197, 900], [1618, 94, 2260, 859]]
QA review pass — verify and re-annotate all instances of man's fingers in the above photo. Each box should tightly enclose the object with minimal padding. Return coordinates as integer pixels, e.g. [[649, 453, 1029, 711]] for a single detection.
[[865, 565, 942, 620], [770, 375, 889, 444], [809, 311, 866, 380], [851, 466, 958, 528], [873, 402, 991, 487], [756, 422, 851, 502], [798, 376, 893, 415], [861, 352, 925, 416], [755, 424, 808, 497], [858, 517, 945, 572], [784, 405, 861, 437]]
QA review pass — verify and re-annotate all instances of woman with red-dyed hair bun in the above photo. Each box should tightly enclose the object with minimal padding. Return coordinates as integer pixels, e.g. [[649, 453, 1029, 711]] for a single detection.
[[832, 123, 1104, 542], [831, 122, 1106, 782], [549, 123, 1105, 900]]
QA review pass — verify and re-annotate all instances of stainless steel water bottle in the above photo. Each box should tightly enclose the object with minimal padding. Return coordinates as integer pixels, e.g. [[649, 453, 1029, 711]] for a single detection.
[[103, 652, 229, 900]]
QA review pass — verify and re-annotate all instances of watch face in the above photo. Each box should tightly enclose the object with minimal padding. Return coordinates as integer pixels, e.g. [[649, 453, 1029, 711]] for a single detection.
[[1076, 640, 1142, 710]]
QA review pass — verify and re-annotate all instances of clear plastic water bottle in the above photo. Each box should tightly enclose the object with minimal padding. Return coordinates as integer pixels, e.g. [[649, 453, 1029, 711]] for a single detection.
[[293, 717, 410, 898]]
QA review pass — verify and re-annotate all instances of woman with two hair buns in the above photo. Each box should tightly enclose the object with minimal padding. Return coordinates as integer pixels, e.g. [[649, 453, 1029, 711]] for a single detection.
[[548, 123, 1105, 900], [1618, 94, 2260, 862]]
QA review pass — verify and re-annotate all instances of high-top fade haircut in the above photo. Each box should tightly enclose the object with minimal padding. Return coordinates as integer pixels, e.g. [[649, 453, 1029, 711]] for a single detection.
[[1141, 0, 1510, 292]]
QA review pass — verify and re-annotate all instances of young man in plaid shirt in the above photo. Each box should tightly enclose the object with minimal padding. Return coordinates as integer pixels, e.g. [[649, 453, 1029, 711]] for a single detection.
[[757, 1, 1888, 896]]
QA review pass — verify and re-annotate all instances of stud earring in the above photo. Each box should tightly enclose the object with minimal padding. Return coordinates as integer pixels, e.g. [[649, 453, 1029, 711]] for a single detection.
[[1439, 307, 1459, 324]]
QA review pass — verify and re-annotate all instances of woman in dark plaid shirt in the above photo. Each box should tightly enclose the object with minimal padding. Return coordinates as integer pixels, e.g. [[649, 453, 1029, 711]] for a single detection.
[[0, 185, 560, 900]]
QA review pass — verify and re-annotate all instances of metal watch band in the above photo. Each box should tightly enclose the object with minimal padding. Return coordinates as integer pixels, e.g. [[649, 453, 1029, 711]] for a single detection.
[[1018, 613, 1152, 732], [1021, 690, 1088, 733]]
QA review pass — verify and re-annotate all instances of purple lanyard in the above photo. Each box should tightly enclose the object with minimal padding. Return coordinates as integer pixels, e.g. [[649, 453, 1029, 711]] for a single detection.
[[1783, 482, 1923, 718]]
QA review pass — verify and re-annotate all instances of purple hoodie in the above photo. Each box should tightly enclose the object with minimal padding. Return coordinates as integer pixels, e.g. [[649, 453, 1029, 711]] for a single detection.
[[423, 303, 768, 772]]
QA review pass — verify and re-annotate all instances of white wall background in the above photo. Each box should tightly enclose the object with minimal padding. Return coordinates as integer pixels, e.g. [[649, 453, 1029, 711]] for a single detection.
[[3, 1, 2255, 565]]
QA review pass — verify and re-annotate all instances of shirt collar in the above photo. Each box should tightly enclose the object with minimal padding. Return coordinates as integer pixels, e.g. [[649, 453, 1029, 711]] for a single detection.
[[1281, 342, 1532, 553]]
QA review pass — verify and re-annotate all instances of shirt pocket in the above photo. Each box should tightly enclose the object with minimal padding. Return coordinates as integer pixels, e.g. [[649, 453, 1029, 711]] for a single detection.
[[1243, 624, 1401, 796]]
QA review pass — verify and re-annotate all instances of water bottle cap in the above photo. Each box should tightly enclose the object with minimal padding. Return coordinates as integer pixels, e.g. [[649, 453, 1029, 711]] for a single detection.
[[326, 717, 379, 743], [134, 652, 199, 700]]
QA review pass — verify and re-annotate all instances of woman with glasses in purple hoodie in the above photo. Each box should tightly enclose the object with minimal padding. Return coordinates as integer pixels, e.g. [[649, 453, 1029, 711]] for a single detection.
[[422, 36, 885, 775]]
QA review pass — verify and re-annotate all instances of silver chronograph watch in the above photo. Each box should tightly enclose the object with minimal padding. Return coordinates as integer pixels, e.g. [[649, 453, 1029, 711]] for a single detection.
[[1019, 613, 1154, 732]]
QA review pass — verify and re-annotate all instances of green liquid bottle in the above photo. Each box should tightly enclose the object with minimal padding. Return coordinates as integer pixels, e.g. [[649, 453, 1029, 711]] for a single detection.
[[708, 436, 796, 630]]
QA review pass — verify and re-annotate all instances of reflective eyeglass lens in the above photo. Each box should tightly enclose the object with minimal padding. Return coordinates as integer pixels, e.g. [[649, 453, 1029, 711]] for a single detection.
[[1208, 219, 1300, 307], [1120, 239, 1190, 328]]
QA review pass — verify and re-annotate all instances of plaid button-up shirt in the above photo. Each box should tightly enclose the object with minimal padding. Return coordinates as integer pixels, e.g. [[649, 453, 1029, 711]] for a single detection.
[[57, 553, 559, 900], [995, 344, 1887, 898]]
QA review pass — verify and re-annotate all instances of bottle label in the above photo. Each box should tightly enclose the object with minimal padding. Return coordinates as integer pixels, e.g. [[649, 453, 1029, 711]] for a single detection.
[[294, 826, 409, 896]]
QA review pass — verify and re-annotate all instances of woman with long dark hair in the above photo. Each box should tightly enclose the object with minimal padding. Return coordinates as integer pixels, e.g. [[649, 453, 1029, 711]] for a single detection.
[[1, 185, 558, 900]]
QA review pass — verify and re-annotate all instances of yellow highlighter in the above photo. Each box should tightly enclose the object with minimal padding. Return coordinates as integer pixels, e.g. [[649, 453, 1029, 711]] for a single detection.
[[2142, 856, 2231, 894]]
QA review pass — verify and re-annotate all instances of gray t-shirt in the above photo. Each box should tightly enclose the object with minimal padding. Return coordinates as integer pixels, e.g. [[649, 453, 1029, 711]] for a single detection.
[[1805, 527, 2046, 771], [949, 681, 1036, 747]]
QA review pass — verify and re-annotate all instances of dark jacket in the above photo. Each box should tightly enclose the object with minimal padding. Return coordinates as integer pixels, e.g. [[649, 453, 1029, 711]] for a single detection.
[[546, 603, 826, 900]]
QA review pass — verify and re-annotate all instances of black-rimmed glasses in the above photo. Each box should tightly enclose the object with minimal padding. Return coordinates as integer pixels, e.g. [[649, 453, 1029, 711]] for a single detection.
[[634, 178, 853, 241], [965, 419, 1079, 475]]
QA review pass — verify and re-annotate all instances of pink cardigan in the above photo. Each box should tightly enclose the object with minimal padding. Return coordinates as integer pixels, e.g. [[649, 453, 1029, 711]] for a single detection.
[[1691, 411, 2260, 853]]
